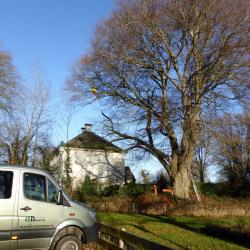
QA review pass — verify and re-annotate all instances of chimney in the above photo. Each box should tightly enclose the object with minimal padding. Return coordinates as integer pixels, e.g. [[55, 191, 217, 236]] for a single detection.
[[84, 123, 92, 132]]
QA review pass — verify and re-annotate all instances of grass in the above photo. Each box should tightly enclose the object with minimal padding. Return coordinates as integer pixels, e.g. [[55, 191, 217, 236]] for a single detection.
[[98, 212, 250, 250]]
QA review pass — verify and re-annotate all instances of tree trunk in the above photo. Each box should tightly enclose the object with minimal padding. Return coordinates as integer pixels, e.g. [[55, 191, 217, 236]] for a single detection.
[[171, 146, 196, 199], [173, 166, 190, 199], [171, 105, 200, 198]]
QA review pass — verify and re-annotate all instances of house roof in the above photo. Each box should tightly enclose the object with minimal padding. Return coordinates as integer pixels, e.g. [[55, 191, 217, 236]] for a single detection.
[[64, 130, 124, 153]]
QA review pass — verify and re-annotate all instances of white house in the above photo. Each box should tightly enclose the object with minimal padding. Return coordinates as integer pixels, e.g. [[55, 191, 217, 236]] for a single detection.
[[52, 124, 125, 188]]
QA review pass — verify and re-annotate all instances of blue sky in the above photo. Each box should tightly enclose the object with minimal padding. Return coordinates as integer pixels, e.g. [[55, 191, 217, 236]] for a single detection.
[[0, 0, 163, 177], [0, 0, 115, 140], [0, 0, 115, 80]]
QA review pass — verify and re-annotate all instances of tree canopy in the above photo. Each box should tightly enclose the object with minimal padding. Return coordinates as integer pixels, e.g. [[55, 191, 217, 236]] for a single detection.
[[68, 0, 250, 198]]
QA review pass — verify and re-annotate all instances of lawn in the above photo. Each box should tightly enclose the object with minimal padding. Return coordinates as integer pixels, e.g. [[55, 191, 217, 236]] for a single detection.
[[98, 212, 250, 250]]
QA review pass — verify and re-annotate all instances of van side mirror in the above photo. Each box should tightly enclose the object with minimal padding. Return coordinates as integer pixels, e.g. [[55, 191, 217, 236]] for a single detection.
[[57, 190, 63, 205], [56, 190, 71, 207]]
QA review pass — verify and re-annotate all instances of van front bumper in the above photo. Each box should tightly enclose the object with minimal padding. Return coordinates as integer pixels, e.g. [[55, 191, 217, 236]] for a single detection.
[[84, 223, 99, 243]]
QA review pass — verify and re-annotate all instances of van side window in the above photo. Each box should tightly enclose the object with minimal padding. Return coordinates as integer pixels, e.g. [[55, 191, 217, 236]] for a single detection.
[[0, 171, 13, 199], [24, 173, 46, 201], [48, 179, 59, 203]]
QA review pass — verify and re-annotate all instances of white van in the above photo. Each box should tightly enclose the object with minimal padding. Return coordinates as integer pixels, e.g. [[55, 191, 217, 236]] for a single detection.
[[0, 165, 98, 250]]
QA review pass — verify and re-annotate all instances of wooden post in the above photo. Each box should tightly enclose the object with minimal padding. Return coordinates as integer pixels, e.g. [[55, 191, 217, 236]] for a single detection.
[[119, 228, 125, 249], [189, 172, 202, 203], [153, 185, 158, 195]]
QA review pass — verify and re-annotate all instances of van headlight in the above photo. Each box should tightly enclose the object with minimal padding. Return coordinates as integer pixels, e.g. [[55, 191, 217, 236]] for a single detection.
[[89, 211, 97, 222]]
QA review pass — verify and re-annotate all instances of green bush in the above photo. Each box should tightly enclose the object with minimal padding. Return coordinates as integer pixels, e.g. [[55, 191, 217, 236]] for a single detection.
[[118, 183, 150, 198], [76, 176, 122, 201], [198, 182, 227, 197], [77, 175, 101, 201], [100, 184, 120, 197], [198, 182, 250, 198], [75, 176, 152, 202], [99, 177, 120, 197]]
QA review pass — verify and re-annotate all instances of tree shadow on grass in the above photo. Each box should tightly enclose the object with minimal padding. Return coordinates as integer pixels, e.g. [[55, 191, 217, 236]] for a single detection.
[[153, 216, 250, 249], [101, 213, 181, 249], [101, 213, 250, 249], [131, 224, 185, 249]]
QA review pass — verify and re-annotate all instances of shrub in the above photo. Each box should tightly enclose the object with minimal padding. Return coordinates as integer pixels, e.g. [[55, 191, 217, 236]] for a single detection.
[[198, 182, 227, 197], [74, 176, 152, 202], [119, 183, 150, 198], [98, 177, 120, 197], [76, 175, 101, 202], [198, 182, 250, 198], [100, 184, 120, 197]]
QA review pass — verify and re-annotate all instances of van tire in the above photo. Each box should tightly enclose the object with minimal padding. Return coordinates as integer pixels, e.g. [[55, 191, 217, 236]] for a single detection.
[[50, 226, 85, 250], [55, 235, 82, 250]]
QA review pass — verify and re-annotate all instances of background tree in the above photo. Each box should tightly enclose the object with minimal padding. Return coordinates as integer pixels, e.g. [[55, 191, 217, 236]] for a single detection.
[[139, 170, 151, 185], [67, 0, 249, 198], [0, 69, 53, 166], [34, 142, 57, 176], [57, 100, 78, 142], [0, 49, 17, 114], [214, 111, 250, 194], [153, 170, 170, 192], [191, 124, 213, 183]]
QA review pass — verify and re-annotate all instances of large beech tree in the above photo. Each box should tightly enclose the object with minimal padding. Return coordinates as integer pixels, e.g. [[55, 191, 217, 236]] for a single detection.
[[68, 0, 250, 198]]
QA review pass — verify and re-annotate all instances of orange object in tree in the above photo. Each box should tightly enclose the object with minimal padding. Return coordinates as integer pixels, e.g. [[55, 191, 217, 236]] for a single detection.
[[90, 87, 98, 96]]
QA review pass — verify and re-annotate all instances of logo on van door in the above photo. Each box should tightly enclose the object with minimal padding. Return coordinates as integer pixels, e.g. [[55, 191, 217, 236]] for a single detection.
[[25, 216, 45, 222]]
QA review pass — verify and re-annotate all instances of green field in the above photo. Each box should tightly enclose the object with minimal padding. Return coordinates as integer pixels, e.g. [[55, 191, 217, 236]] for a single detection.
[[98, 212, 250, 250]]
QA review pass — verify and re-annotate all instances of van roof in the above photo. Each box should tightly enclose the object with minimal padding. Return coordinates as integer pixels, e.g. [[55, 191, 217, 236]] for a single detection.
[[0, 164, 48, 174]]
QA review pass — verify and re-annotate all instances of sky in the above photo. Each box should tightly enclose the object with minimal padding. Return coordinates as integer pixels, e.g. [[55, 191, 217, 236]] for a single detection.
[[0, 0, 164, 178], [0, 0, 116, 139]]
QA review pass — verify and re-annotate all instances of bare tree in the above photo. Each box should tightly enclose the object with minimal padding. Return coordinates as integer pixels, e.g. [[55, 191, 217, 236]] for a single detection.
[[67, 0, 249, 198], [0, 69, 53, 166], [191, 124, 213, 183], [0, 49, 17, 114], [214, 111, 250, 192], [59, 102, 78, 142], [33, 141, 57, 175]]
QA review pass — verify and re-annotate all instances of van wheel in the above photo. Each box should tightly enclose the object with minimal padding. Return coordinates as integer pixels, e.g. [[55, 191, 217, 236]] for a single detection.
[[55, 235, 82, 250]]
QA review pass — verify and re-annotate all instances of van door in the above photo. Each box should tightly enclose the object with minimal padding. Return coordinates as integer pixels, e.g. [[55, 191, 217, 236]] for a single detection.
[[17, 171, 63, 250], [0, 170, 16, 250]]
